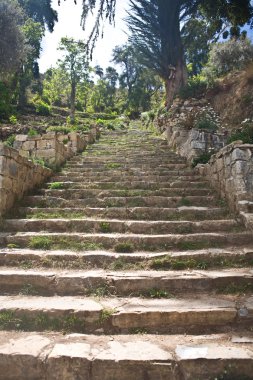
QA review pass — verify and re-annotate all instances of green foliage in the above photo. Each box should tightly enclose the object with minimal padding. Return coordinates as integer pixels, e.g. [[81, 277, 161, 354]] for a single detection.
[[4, 135, 16, 147], [28, 237, 53, 250], [194, 112, 219, 132], [34, 99, 51, 116], [9, 115, 18, 124], [47, 125, 73, 134], [28, 128, 39, 137], [114, 242, 134, 253], [179, 75, 207, 99], [48, 182, 64, 190], [192, 152, 212, 168], [228, 122, 253, 144], [204, 38, 253, 84], [99, 222, 111, 233], [0, 82, 12, 118]]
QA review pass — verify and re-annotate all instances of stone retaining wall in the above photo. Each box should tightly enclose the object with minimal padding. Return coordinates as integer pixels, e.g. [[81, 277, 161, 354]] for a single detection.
[[197, 142, 253, 230], [0, 144, 52, 216], [166, 126, 227, 163]]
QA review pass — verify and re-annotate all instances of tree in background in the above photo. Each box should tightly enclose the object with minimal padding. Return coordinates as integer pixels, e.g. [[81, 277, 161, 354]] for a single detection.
[[58, 37, 89, 123], [127, 0, 253, 108], [17, 0, 58, 32]]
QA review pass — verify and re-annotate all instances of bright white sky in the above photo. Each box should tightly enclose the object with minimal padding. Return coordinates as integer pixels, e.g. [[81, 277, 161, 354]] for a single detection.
[[39, 0, 129, 73]]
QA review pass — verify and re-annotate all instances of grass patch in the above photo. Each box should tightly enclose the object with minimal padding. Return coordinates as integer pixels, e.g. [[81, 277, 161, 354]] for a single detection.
[[106, 163, 122, 169], [48, 182, 64, 190], [141, 288, 173, 299], [177, 241, 211, 251], [99, 308, 115, 324], [7, 243, 19, 249], [178, 197, 192, 207], [19, 283, 38, 296], [114, 242, 134, 253], [99, 222, 111, 233], [218, 282, 253, 295], [28, 237, 53, 250], [129, 327, 148, 335], [27, 212, 85, 219]]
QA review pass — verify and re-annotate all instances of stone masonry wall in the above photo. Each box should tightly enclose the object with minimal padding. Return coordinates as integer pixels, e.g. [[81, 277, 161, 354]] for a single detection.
[[166, 126, 227, 163], [197, 142, 253, 230], [0, 144, 52, 216]]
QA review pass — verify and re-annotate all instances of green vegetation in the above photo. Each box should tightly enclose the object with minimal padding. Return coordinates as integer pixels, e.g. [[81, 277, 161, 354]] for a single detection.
[[7, 243, 19, 249], [99, 222, 111, 233], [48, 182, 64, 190], [114, 242, 135, 253], [228, 122, 253, 144], [141, 288, 173, 299], [192, 152, 212, 168], [27, 128, 39, 137], [106, 163, 122, 169], [27, 211, 85, 219], [19, 284, 38, 296], [28, 237, 53, 250], [218, 282, 253, 295], [99, 308, 115, 324], [4, 135, 16, 147]]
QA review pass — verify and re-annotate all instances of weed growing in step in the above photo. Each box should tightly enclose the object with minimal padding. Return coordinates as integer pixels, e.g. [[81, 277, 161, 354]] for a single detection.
[[100, 222, 111, 233], [129, 327, 148, 335], [217, 282, 253, 295], [177, 241, 212, 251], [0, 311, 20, 329], [87, 284, 113, 298], [28, 237, 53, 250], [178, 197, 192, 207], [7, 244, 19, 249], [141, 288, 173, 299], [114, 242, 134, 253], [106, 163, 122, 169], [19, 283, 38, 296], [99, 308, 115, 324], [48, 182, 64, 190], [27, 212, 85, 219]]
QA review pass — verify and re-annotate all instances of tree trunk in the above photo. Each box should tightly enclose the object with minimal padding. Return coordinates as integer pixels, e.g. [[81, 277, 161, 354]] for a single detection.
[[70, 80, 76, 124], [164, 58, 187, 108]]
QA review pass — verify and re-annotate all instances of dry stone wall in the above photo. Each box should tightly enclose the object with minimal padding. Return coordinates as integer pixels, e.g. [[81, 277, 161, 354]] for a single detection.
[[166, 126, 227, 163], [0, 144, 51, 216], [197, 142, 253, 230], [0, 127, 100, 217]]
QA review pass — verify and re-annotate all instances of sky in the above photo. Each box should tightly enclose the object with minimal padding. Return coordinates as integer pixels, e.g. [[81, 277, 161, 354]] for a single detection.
[[39, 0, 129, 73]]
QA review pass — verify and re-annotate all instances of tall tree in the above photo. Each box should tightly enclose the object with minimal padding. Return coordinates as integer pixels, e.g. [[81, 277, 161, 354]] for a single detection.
[[127, 0, 253, 107], [58, 37, 89, 123], [18, 0, 58, 32], [63, 0, 252, 107]]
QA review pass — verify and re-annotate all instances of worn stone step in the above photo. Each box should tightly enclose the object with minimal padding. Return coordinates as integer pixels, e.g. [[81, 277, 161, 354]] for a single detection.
[[60, 171, 197, 179], [51, 174, 205, 183], [1, 247, 253, 270], [3, 218, 238, 234], [44, 180, 210, 190], [0, 294, 251, 334], [5, 231, 252, 252], [39, 188, 212, 199], [0, 268, 252, 297], [17, 206, 230, 221], [21, 195, 218, 208], [0, 331, 252, 380]]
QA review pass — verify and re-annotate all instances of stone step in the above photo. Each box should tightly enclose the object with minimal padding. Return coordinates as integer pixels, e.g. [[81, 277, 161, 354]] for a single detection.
[[3, 218, 238, 234], [60, 171, 197, 179], [18, 206, 230, 221], [0, 268, 252, 297], [38, 188, 213, 199], [1, 247, 253, 270], [21, 195, 218, 208], [51, 174, 205, 183], [63, 164, 188, 172], [0, 331, 252, 380], [0, 294, 251, 334], [5, 231, 252, 252], [44, 180, 210, 190]]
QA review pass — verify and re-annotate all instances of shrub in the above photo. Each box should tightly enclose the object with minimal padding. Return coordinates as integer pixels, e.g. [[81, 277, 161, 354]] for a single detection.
[[179, 75, 207, 99], [192, 152, 212, 167], [28, 128, 39, 137], [228, 122, 253, 144], [203, 38, 253, 83], [47, 126, 73, 134], [4, 134, 16, 147], [9, 115, 17, 124], [194, 110, 219, 132], [35, 99, 51, 116]]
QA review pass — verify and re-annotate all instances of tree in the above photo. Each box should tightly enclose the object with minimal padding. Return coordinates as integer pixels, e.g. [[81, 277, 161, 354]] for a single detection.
[[58, 37, 89, 123], [0, 0, 26, 79], [127, 0, 253, 108], [112, 43, 163, 116], [17, 0, 58, 32]]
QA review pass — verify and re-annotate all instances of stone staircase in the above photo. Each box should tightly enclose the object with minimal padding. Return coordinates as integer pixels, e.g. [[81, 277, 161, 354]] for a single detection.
[[0, 127, 253, 379]]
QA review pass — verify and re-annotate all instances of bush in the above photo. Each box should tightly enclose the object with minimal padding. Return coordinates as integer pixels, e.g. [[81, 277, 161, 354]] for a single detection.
[[35, 99, 51, 116], [28, 128, 39, 137], [194, 110, 220, 132], [192, 152, 212, 167], [9, 115, 17, 124], [179, 75, 207, 99], [4, 135, 16, 147], [203, 38, 253, 83], [228, 122, 253, 144], [47, 125, 73, 134]]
